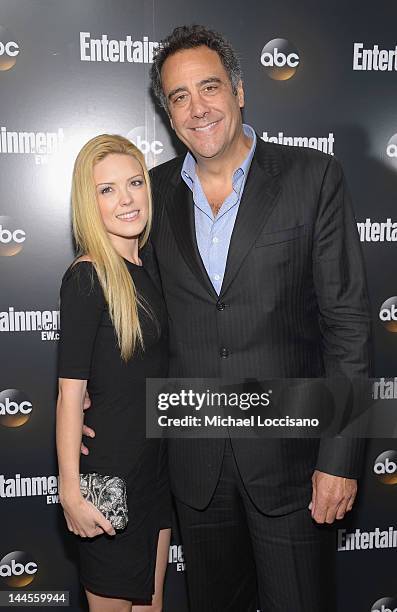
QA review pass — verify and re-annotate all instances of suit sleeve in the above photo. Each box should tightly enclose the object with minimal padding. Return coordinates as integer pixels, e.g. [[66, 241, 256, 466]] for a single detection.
[[312, 156, 373, 478]]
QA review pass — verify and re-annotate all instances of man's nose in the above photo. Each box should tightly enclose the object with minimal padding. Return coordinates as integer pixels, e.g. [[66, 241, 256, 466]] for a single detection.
[[190, 92, 210, 119]]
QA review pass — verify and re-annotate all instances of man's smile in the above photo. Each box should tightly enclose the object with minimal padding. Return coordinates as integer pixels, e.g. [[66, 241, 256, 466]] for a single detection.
[[190, 119, 222, 133]]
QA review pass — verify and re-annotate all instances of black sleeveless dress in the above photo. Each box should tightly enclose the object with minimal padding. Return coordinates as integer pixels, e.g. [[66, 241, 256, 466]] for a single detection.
[[58, 259, 170, 601]]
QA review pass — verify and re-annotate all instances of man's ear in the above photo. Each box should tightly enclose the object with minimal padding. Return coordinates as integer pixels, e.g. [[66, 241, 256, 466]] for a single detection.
[[237, 80, 245, 108]]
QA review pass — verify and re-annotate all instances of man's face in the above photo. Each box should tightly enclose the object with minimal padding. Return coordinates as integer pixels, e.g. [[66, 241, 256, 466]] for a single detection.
[[161, 45, 244, 161]]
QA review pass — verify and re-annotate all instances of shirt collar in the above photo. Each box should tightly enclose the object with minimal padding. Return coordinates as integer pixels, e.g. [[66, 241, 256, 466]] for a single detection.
[[181, 123, 257, 189]]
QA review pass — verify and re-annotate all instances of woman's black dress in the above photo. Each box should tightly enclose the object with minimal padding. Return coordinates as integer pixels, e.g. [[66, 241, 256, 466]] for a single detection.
[[58, 259, 170, 601]]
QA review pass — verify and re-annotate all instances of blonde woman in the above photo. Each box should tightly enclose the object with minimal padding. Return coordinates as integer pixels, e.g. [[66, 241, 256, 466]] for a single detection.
[[56, 134, 171, 612]]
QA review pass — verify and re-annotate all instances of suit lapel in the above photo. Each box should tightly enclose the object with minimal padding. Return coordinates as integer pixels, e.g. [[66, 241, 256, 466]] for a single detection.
[[219, 144, 282, 299], [164, 138, 282, 301], [165, 176, 218, 299], [139, 240, 162, 292]]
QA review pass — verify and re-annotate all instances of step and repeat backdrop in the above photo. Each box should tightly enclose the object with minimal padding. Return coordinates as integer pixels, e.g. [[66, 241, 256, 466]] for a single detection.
[[1, 1, 397, 610]]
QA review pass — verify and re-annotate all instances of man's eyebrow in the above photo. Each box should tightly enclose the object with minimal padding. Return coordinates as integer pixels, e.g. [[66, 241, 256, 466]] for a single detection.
[[167, 86, 186, 101], [167, 77, 223, 101], [198, 77, 222, 87]]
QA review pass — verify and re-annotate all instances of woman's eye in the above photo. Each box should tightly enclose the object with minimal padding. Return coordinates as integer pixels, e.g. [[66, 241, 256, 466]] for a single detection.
[[130, 180, 143, 187], [100, 186, 112, 194]]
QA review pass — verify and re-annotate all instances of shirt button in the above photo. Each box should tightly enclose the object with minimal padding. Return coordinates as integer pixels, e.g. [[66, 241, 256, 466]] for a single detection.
[[216, 302, 226, 311], [220, 347, 229, 358], [212, 236, 219, 244], [214, 274, 221, 281]]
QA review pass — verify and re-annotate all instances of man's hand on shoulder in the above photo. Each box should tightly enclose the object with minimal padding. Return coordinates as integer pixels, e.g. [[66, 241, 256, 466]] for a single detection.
[[81, 391, 95, 455], [309, 470, 357, 524]]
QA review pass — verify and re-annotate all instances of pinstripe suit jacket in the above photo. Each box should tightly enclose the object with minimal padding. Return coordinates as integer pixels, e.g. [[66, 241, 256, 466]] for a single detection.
[[148, 137, 372, 514]]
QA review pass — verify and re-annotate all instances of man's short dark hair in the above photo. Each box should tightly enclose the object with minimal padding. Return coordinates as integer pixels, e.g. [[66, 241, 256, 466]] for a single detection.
[[150, 24, 243, 110]]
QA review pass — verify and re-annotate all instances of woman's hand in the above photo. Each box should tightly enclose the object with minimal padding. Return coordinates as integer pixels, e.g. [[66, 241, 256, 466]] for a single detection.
[[61, 493, 116, 538]]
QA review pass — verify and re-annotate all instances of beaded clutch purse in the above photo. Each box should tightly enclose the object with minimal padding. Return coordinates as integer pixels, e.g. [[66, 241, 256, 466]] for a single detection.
[[79, 473, 128, 531]]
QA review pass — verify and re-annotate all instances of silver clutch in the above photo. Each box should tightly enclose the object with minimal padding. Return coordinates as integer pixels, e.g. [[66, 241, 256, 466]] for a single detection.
[[79, 473, 128, 531]]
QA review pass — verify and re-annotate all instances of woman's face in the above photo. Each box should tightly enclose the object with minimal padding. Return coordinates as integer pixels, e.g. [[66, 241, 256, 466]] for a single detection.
[[93, 153, 149, 245]]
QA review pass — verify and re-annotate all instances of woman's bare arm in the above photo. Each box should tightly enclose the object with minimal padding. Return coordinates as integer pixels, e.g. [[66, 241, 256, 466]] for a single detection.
[[56, 378, 115, 537]]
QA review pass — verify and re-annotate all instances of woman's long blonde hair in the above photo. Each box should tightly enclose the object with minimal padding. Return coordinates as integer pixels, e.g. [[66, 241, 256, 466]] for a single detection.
[[71, 134, 153, 361]]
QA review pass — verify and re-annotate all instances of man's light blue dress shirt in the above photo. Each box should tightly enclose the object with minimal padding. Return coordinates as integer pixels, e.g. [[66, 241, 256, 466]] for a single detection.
[[181, 124, 257, 294]]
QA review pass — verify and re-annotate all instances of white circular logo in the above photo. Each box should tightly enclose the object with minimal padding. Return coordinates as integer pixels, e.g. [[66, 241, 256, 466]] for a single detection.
[[0, 389, 33, 428], [0, 26, 20, 71], [0, 551, 37, 588], [371, 597, 397, 612], [386, 134, 397, 170], [260, 38, 300, 80], [374, 450, 397, 485], [126, 125, 164, 170], [379, 297, 397, 332], [0, 216, 26, 257]]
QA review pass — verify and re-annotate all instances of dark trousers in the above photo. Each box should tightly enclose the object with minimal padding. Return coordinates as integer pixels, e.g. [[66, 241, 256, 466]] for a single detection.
[[175, 439, 336, 612]]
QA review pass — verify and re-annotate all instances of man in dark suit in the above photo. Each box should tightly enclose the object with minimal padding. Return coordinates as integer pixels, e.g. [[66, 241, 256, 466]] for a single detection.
[[147, 25, 371, 612], [84, 24, 371, 612]]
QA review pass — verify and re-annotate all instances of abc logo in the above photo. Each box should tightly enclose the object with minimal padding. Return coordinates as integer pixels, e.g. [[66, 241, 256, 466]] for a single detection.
[[386, 134, 397, 170], [371, 597, 397, 612], [0, 389, 33, 428], [0, 551, 38, 588], [0, 216, 26, 257], [260, 38, 300, 80], [0, 26, 20, 71], [374, 450, 397, 485], [379, 297, 397, 332], [127, 126, 164, 169]]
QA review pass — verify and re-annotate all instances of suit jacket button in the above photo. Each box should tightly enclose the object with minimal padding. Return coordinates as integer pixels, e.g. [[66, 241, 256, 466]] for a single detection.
[[220, 347, 229, 358], [216, 302, 226, 311]]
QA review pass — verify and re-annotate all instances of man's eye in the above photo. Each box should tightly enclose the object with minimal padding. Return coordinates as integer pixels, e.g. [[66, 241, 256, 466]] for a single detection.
[[174, 94, 187, 104], [204, 85, 218, 93]]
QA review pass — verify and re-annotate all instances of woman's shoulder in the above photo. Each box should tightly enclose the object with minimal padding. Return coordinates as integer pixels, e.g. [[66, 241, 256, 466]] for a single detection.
[[62, 255, 94, 278], [73, 255, 93, 264], [61, 256, 101, 297]]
